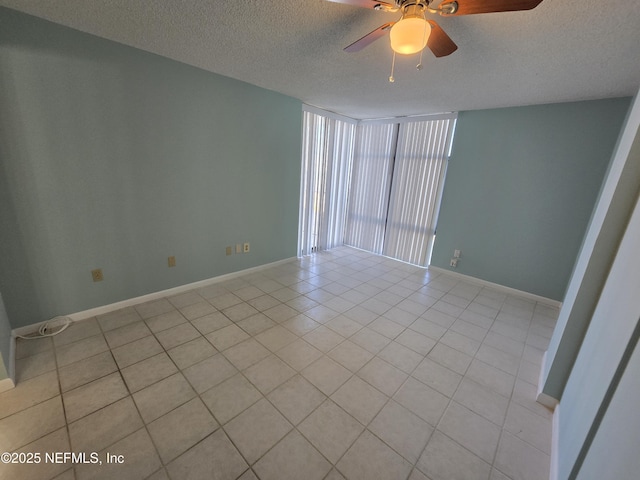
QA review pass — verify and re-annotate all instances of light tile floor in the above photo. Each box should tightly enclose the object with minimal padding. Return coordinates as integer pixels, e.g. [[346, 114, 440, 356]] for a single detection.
[[0, 247, 557, 480]]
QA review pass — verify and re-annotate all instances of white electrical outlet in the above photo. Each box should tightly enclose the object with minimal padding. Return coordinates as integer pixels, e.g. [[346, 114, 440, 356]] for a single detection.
[[450, 258, 458, 267], [235, 244, 242, 254], [243, 242, 250, 253], [454, 249, 461, 258]]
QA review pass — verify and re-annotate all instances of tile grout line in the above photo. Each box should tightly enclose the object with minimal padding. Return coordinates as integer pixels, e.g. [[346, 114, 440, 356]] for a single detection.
[[3, 247, 556, 480]]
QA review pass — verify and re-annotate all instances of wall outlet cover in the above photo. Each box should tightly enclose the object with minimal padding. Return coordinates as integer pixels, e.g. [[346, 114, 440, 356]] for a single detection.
[[449, 258, 458, 268], [168, 256, 176, 267], [91, 269, 103, 282], [243, 242, 250, 253], [235, 244, 242, 254], [226, 246, 232, 256]]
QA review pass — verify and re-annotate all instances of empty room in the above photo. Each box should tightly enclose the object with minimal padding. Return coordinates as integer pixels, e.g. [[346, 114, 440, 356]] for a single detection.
[[1, 1, 639, 480]]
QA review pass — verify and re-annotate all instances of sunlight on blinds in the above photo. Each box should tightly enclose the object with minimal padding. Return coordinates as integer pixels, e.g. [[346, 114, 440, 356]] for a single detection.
[[300, 107, 456, 266], [383, 117, 456, 266], [323, 119, 356, 249], [298, 110, 355, 256], [343, 123, 397, 254]]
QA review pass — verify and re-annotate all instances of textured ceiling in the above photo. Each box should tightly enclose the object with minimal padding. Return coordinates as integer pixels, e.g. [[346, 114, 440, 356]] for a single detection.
[[1, 0, 639, 119]]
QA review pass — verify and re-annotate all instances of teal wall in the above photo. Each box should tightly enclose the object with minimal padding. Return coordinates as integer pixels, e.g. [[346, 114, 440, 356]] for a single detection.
[[0, 8, 302, 329], [431, 99, 630, 300]]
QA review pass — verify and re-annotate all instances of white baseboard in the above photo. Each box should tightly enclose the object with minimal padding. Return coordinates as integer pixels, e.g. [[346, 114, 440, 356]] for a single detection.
[[0, 335, 16, 392], [8, 334, 15, 384], [550, 402, 560, 480], [13, 257, 297, 337], [0, 377, 15, 393], [427, 266, 562, 308]]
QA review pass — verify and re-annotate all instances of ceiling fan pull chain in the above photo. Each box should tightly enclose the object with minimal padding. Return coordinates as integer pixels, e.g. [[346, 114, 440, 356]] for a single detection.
[[389, 51, 396, 83], [417, 17, 427, 70]]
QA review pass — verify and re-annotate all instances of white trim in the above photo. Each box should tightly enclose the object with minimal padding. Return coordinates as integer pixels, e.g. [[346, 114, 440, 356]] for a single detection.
[[0, 377, 14, 393], [537, 350, 559, 408], [302, 104, 458, 126], [298, 109, 309, 257], [302, 104, 358, 125], [12, 257, 297, 337], [359, 112, 458, 125], [428, 266, 562, 307], [8, 334, 15, 384], [550, 402, 560, 480], [537, 390, 559, 410]]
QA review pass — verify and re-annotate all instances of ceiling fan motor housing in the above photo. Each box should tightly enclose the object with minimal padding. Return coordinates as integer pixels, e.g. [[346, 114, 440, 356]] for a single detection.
[[402, 1, 460, 15]]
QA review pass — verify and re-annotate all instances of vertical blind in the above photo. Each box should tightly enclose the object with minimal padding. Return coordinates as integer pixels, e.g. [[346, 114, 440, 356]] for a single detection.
[[299, 106, 456, 266], [343, 123, 397, 254], [298, 110, 355, 256], [383, 117, 455, 265]]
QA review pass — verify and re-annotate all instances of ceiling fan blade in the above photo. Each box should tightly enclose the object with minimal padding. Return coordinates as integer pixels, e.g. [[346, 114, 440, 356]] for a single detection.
[[344, 22, 394, 52], [426, 21, 458, 57], [325, 0, 396, 10], [441, 0, 544, 15]]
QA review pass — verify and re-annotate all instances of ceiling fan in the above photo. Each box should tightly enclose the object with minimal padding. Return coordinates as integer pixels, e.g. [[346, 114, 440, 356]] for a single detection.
[[327, 0, 544, 80]]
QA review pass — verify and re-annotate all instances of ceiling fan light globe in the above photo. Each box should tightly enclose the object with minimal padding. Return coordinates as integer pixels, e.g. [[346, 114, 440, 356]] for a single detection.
[[390, 17, 431, 55]]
